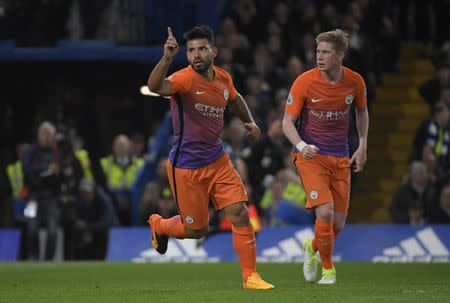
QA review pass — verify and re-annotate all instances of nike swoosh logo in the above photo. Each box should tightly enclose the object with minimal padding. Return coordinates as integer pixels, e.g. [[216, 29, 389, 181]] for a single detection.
[[196, 90, 206, 95], [311, 98, 323, 103]]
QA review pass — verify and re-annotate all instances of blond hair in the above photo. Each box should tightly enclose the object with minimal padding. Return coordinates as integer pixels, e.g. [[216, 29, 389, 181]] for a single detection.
[[315, 29, 349, 54]]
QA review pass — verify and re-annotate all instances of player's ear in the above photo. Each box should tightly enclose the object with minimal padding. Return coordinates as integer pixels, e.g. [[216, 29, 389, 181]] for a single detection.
[[337, 50, 345, 61], [212, 46, 218, 58]]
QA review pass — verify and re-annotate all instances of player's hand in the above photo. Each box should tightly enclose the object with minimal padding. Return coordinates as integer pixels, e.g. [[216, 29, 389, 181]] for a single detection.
[[244, 122, 261, 140], [349, 146, 367, 172], [302, 145, 319, 160], [163, 27, 179, 60]]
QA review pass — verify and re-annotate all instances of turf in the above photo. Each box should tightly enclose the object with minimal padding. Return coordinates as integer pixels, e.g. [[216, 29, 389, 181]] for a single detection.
[[0, 262, 449, 303]]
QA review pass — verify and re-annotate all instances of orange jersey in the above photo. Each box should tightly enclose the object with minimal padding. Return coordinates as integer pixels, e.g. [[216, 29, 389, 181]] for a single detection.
[[167, 65, 237, 168], [285, 67, 367, 157]]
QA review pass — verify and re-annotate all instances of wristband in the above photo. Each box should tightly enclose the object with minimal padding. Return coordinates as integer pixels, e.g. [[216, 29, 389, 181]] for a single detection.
[[296, 141, 307, 152]]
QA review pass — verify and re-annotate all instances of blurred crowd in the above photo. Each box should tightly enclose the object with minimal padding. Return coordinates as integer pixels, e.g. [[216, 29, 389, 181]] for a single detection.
[[390, 45, 450, 225], [1, 0, 450, 260]]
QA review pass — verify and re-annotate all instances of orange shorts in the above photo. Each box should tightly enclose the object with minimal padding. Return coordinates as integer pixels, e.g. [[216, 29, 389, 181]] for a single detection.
[[167, 153, 247, 229], [293, 152, 351, 212]]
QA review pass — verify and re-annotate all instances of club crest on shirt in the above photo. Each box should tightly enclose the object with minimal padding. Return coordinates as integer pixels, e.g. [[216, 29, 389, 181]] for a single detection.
[[287, 93, 293, 105], [224, 89, 229, 101], [310, 190, 318, 200], [345, 94, 354, 105]]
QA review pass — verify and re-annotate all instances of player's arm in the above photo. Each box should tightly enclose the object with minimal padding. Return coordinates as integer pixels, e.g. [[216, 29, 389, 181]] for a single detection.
[[229, 93, 261, 140], [282, 111, 318, 160], [356, 107, 369, 151], [147, 27, 179, 97], [349, 106, 369, 172]]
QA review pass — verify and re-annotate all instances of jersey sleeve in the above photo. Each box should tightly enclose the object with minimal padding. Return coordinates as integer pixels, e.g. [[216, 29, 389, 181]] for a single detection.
[[354, 73, 367, 110], [225, 71, 238, 101], [285, 76, 306, 117], [167, 69, 192, 95]]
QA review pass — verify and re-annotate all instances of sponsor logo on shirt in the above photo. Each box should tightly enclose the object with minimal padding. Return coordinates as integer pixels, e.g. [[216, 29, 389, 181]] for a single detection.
[[195, 103, 225, 118], [310, 108, 349, 121]]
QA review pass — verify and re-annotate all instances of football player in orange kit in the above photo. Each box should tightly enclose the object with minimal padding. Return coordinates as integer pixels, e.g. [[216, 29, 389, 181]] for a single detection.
[[282, 29, 369, 284], [147, 25, 274, 290]]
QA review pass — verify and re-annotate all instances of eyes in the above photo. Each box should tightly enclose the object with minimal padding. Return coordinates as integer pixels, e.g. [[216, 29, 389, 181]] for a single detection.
[[187, 46, 210, 53], [316, 49, 331, 55]]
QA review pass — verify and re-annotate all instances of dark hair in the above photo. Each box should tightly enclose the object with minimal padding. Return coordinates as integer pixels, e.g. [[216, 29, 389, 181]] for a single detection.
[[183, 25, 215, 46], [432, 102, 448, 114]]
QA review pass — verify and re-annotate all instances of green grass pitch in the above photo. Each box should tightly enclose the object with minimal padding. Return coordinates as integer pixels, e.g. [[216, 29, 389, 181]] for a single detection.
[[1, 262, 449, 303]]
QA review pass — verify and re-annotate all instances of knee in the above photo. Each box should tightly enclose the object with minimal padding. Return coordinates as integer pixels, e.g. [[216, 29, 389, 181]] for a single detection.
[[315, 204, 334, 223], [185, 227, 208, 239], [227, 205, 250, 227]]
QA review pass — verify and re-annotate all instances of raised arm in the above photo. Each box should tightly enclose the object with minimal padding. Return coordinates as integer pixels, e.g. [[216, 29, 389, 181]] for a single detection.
[[147, 27, 179, 96], [229, 94, 261, 140]]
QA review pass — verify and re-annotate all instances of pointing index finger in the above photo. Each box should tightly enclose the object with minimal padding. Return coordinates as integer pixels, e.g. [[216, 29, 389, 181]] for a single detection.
[[167, 27, 173, 37]]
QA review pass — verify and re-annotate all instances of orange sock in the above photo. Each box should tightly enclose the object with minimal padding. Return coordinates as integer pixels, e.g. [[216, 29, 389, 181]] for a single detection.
[[159, 215, 187, 239], [232, 225, 256, 282], [314, 219, 334, 269], [312, 224, 341, 251]]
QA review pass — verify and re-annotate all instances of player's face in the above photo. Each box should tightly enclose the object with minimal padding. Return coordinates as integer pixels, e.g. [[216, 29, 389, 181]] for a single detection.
[[186, 38, 217, 73], [316, 42, 344, 72]]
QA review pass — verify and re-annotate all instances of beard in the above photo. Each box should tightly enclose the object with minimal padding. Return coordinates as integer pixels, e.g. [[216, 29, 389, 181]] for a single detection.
[[191, 59, 212, 73]]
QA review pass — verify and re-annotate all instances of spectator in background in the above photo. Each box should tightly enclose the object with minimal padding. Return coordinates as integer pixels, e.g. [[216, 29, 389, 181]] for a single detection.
[[410, 102, 450, 184], [130, 132, 146, 158], [64, 179, 116, 260], [72, 135, 94, 181], [100, 134, 144, 225], [216, 16, 252, 65], [242, 118, 285, 208], [216, 45, 246, 92], [4, 143, 30, 225], [441, 88, 450, 109], [429, 183, 450, 223], [244, 69, 272, 125], [390, 161, 436, 224], [23, 121, 61, 260], [139, 158, 177, 223], [58, 136, 84, 229], [221, 118, 250, 187], [298, 32, 317, 70], [230, 0, 260, 45], [261, 169, 314, 226], [419, 64, 450, 108]]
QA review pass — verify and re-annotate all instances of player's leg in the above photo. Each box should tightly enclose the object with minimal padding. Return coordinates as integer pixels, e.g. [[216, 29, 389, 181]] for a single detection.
[[148, 159, 209, 254], [329, 156, 351, 240], [212, 154, 273, 289], [222, 203, 254, 278], [314, 203, 336, 284], [315, 156, 350, 284], [293, 153, 334, 282], [221, 202, 273, 289]]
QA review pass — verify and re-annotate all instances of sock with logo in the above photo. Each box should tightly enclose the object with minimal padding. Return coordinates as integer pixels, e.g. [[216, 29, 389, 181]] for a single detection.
[[314, 219, 334, 269], [158, 215, 187, 239], [232, 225, 256, 282]]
